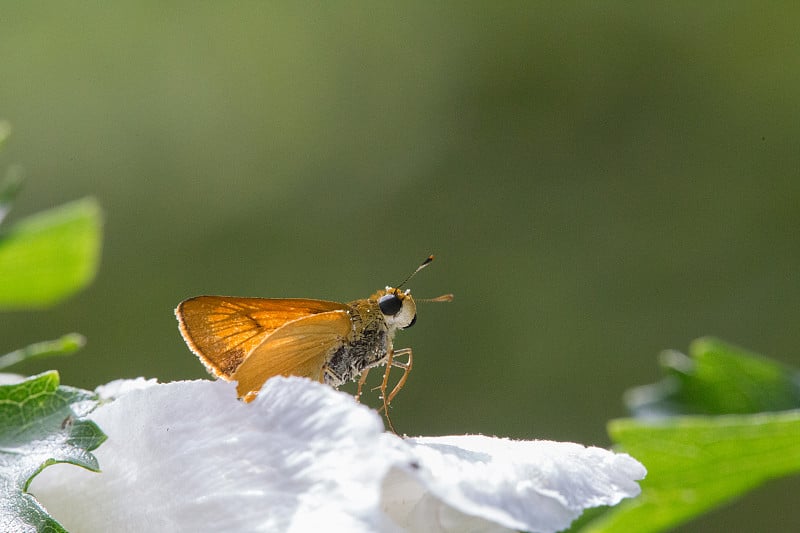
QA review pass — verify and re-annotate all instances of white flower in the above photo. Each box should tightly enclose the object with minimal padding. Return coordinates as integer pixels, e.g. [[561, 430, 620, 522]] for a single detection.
[[0, 372, 25, 385], [30, 377, 645, 533]]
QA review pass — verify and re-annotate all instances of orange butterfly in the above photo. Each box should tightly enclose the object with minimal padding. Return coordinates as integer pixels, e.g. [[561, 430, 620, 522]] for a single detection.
[[175, 256, 452, 431]]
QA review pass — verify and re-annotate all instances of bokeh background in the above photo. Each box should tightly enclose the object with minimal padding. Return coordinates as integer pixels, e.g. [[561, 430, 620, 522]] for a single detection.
[[2, 4, 799, 531]]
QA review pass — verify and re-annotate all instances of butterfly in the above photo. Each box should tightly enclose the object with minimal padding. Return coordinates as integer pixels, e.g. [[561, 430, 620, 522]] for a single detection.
[[175, 255, 452, 431]]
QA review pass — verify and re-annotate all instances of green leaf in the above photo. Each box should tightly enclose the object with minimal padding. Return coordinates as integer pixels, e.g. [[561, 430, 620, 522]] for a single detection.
[[625, 337, 800, 417], [0, 334, 86, 371], [0, 197, 103, 309], [0, 371, 106, 532], [580, 411, 800, 533], [577, 339, 800, 532]]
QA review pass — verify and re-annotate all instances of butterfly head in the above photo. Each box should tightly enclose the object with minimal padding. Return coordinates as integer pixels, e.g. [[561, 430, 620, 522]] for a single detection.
[[376, 287, 417, 330]]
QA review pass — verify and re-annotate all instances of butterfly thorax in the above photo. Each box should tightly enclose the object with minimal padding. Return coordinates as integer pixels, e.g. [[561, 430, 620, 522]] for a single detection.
[[323, 297, 394, 386]]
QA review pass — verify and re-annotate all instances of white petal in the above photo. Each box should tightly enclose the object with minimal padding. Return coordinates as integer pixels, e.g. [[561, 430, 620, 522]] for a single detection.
[[29, 377, 645, 533], [31, 377, 401, 532], [384, 435, 645, 532], [0, 372, 25, 385], [94, 376, 159, 400]]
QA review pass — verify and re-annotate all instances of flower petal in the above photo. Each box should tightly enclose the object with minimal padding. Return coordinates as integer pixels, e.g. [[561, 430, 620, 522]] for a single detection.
[[31, 377, 401, 532], [383, 435, 645, 532], [29, 377, 645, 533], [95, 376, 159, 400]]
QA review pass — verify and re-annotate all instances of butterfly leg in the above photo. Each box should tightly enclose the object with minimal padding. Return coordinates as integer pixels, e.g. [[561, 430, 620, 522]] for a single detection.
[[378, 347, 413, 413], [376, 349, 397, 433], [355, 368, 371, 402], [377, 348, 394, 415], [385, 348, 412, 405]]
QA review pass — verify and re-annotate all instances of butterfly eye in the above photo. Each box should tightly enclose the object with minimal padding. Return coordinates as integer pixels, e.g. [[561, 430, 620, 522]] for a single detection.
[[378, 293, 403, 316]]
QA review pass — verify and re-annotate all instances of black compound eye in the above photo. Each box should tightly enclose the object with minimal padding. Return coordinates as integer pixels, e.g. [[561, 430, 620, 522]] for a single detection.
[[402, 314, 417, 329], [378, 293, 403, 316]]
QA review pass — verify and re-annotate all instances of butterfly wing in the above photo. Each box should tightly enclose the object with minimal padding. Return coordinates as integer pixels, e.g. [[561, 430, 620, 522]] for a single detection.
[[232, 310, 353, 400], [175, 296, 350, 378]]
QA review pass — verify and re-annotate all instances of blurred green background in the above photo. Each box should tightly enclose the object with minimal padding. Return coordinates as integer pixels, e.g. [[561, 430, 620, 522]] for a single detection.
[[2, 4, 799, 531]]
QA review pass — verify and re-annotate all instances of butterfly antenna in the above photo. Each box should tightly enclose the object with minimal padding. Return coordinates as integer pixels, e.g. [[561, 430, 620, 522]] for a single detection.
[[396, 254, 435, 289], [419, 293, 454, 303]]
